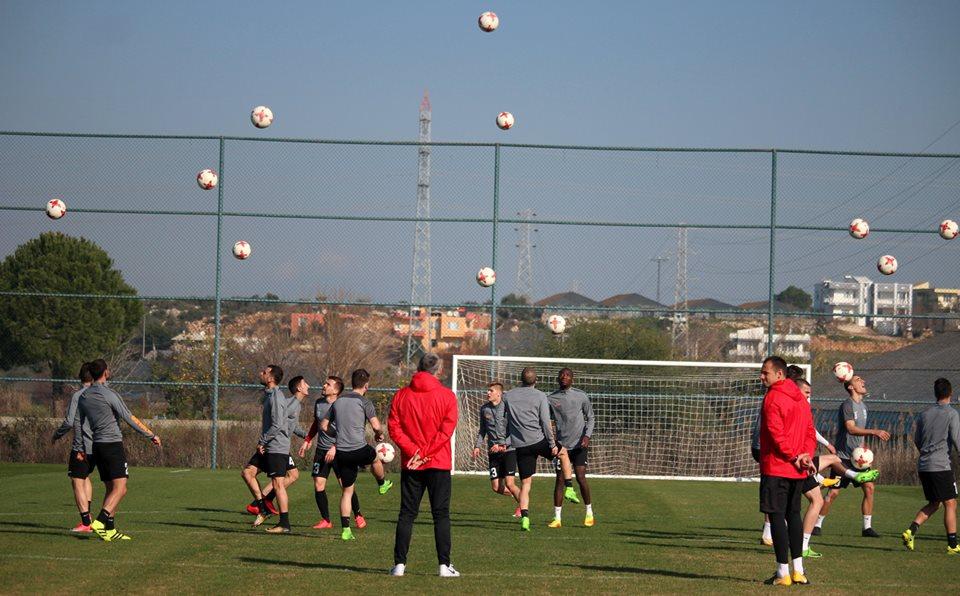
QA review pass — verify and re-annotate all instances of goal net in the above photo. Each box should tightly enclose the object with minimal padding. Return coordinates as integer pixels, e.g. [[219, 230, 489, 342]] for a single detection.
[[452, 355, 809, 481]]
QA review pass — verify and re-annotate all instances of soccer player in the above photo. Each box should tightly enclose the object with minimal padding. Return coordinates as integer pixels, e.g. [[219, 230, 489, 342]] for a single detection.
[[255, 374, 309, 533], [901, 378, 960, 555], [547, 368, 595, 528], [503, 367, 564, 532], [75, 358, 161, 541], [471, 382, 521, 516], [298, 375, 366, 529], [244, 365, 298, 522], [816, 374, 890, 537], [51, 362, 95, 533], [388, 353, 460, 578], [321, 368, 393, 541], [758, 356, 815, 586]]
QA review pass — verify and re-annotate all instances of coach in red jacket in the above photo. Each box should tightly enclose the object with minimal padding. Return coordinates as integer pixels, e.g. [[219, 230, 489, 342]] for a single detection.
[[387, 353, 460, 578], [758, 355, 817, 586]]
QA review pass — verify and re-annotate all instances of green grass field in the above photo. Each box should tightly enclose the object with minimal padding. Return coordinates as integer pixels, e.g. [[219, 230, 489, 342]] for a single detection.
[[1, 463, 956, 594]]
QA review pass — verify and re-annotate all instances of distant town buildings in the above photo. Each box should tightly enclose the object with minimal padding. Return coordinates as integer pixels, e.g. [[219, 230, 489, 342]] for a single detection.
[[814, 275, 912, 335], [727, 327, 811, 362], [393, 307, 491, 353]]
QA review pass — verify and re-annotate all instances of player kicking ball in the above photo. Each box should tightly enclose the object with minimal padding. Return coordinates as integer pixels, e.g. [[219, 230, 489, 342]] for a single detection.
[[547, 368, 595, 528], [472, 382, 522, 516], [901, 378, 960, 555]]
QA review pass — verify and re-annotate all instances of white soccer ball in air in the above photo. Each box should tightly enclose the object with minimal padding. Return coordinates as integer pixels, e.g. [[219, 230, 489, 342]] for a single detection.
[[476, 267, 496, 287], [547, 314, 566, 334], [251, 106, 274, 129], [232, 240, 251, 260], [851, 446, 874, 470], [833, 361, 854, 382], [375, 442, 395, 463], [478, 11, 499, 32], [197, 169, 218, 190], [849, 218, 869, 239], [939, 219, 958, 240], [496, 111, 514, 130], [45, 198, 67, 219], [877, 254, 897, 275]]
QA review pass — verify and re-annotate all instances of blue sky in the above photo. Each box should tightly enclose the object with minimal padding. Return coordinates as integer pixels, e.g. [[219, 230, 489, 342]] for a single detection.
[[1, 1, 958, 305]]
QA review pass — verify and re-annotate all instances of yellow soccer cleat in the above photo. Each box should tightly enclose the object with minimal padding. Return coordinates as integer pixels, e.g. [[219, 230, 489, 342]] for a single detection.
[[791, 571, 809, 585], [947, 545, 960, 555], [761, 537, 773, 546], [821, 477, 841, 488], [902, 529, 915, 551], [584, 515, 595, 527], [547, 519, 562, 528], [764, 574, 792, 587]]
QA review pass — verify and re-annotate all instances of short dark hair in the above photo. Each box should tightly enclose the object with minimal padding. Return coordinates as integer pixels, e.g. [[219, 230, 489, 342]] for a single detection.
[[934, 377, 952, 400], [558, 367, 574, 381], [762, 356, 787, 375], [351, 368, 370, 389], [267, 364, 283, 384], [78, 362, 94, 384], [418, 353, 441, 375], [488, 382, 503, 392], [288, 375, 305, 394], [786, 365, 805, 381], [794, 378, 810, 389], [88, 359, 108, 381], [328, 375, 344, 395], [521, 367, 537, 386]]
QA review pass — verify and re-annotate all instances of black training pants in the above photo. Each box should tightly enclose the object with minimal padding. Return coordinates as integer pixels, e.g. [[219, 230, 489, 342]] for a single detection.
[[761, 476, 804, 565], [393, 469, 452, 566]]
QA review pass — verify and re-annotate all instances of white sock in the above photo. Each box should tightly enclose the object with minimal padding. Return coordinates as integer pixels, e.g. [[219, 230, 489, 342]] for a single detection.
[[585, 504, 593, 516], [813, 473, 825, 484], [844, 469, 858, 480], [815, 515, 825, 528], [863, 514, 872, 530], [802, 533, 811, 551], [777, 563, 789, 578], [792, 556, 804, 575], [762, 521, 772, 540], [554, 506, 562, 520]]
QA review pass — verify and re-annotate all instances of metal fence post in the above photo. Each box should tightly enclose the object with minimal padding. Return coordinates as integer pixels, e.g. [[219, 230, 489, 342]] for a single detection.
[[210, 137, 225, 469], [490, 144, 501, 356], [767, 149, 778, 356]]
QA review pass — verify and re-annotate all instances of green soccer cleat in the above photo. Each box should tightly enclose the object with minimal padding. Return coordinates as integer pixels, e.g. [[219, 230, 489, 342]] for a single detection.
[[341, 528, 355, 541], [854, 469, 880, 484], [520, 517, 530, 532], [902, 529, 915, 551], [91, 519, 109, 541], [947, 545, 959, 556], [802, 548, 822, 558], [563, 486, 581, 504], [378, 479, 394, 495]]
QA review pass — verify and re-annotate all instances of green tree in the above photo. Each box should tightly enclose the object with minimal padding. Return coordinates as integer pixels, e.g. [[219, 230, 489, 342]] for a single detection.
[[536, 317, 671, 361], [776, 285, 813, 311], [497, 293, 543, 322], [0, 232, 142, 388]]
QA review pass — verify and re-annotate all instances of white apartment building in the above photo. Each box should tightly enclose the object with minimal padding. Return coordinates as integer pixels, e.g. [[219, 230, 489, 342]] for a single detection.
[[727, 327, 811, 362], [814, 275, 912, 335]]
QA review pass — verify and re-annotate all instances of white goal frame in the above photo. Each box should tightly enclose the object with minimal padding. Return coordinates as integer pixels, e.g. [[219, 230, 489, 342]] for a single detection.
[[451, 354, 811, 481]]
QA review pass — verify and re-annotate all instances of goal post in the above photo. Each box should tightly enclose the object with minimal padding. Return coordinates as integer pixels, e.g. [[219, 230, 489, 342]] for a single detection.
[[451, 355, 811, 481]]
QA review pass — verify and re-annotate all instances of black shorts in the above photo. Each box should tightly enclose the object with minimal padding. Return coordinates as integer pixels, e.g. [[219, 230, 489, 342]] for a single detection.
[[335, 445, 377, 488], [264, 453, 296, 478], [801, 474, 820, 494], [553, 446, 589, 472], [829, 458, 863, 489], [919, 470, 958, 503], [759, 475, 803, 514], [488, 450, 517, 480], [92, 442, 128, 483], [67, 449, 95, 479], [247, 450, 297, 473], [516, 439, 554, 479], [312, 447, 339, 479]]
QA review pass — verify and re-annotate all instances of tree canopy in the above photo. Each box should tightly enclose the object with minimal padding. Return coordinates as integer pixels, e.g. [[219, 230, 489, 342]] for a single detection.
[[536, 317, 671, 361], [776, 285, 813, 311]]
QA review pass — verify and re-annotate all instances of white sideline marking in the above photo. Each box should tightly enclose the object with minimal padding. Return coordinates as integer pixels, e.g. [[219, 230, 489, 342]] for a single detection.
[[0, 511, 172, 517], [170, 469, 191, 474]]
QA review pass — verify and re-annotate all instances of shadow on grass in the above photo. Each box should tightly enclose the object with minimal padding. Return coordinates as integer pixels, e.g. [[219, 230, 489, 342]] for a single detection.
[[623, 538, 763, 554], [184, 507, 236, 514], [613, 529, 725, 539], [556, 563, 753, 583], [156, 520, 258, 535], [238, 556, 382, 574]]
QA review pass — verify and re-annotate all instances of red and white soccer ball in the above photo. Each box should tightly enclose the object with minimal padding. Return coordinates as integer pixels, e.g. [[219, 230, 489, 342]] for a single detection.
[[849, 218, 869, 239], [851, 446, 874, 470], [833, 361, 854, 382], [232, 240, 251, 260], [375, 442, 396, 463], [251, 106, 274, 129], [939, 219, 958, 240], [547, 314, 566, 334], [478, 11, 499, 32], [45, 198, 66, 219], [877, 254, 897, 275], [476, 267, 496, 287], [496, 112, 515, 130], [197, 169, 218, 190]]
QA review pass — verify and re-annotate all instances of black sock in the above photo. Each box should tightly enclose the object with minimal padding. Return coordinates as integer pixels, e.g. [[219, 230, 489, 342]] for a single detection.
[[97, 509, 114, 530], [909, 522, 920, 535], [80, 511, 92, 526], [279, 512, 290, 529], [564, 478, 573, 488], [352, 493, 361, 516], [341, 516, 350, 529], [87, 500, 92, 514], [257, 499, 268, 514], [376, 477, 385, 486], [521, 509, 529, 518], [263, 490, 274, 502], [315, 490, 329, 520], [949, 533, 958, 549]]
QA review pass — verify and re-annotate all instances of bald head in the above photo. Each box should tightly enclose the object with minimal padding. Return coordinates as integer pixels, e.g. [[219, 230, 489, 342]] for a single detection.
[[521, 367, 537, 386]]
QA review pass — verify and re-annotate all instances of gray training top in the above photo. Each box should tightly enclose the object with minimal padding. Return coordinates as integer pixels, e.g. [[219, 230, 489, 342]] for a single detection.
[[313, 398, 338, 451], [475, 400, 512, 452], [75, 383, 155, 443], [835, 397, 868, 459], [548, 387, 595, 450], [503, 385, 555, 449], [323, 391, 377, 452], [914, 403, 960, 473], [259, 387, 306, 454], [53, 387, 94, 453]]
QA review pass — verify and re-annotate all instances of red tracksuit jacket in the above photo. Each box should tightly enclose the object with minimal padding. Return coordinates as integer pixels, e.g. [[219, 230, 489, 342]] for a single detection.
[[759, 379, 816, 479], [387, 372, 459, 471]]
